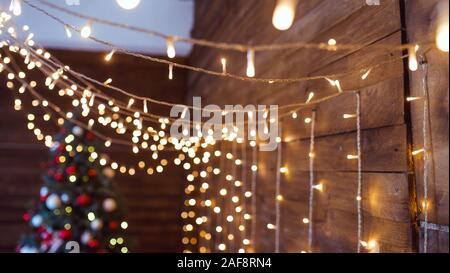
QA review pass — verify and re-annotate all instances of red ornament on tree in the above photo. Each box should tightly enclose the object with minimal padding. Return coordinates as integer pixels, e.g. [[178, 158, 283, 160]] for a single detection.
[[54, 172, 64, 182], [39, 195, 48, 202], [76, 194, 91, 206], [109, 221, 119, 230], [86, 132, 95, 141], [41, 231, 51, 241], [59, 230, 72, 240], [66, 166, 76, 175], [22, 213, 30, 222], [87, 169, 97, 177], [58, 144, 65, 152], [88, 239, 99, 248]]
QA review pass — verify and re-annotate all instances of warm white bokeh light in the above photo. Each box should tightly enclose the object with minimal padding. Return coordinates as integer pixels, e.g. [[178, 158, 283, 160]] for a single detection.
[[116, 0, 141, 10], [272, 0, 298, 31]]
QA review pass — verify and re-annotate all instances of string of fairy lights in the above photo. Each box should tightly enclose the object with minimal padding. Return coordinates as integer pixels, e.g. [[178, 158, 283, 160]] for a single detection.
[[1, 0, 448, 253]]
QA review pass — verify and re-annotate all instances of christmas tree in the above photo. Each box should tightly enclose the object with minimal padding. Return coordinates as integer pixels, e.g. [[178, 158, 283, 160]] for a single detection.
[[17, 120, 131, 253]]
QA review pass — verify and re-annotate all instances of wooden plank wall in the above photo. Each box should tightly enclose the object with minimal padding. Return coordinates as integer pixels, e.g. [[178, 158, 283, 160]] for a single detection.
[[187, 0, 448, 252], [0, 50, 187, 252]]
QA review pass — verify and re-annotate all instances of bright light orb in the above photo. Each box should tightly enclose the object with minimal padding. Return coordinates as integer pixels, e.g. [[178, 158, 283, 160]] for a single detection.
[[116, 0, 141, 10], [272, 0, 298, 31]]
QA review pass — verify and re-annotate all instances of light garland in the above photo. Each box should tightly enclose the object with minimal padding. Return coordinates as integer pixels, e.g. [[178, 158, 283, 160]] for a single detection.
[[0, 45, 199, 181], [240, 140, 249, 252], [19, 0, 413, 85], [409, 59, 434, 253], [306, 110, 316, 253], [250, 141, 258, 251], [421, 61, 431, 253], [275, 129, 283, 253], [25, 0, 432, 54], [355, 92, 363, 253], [214, 143, 226, 252]]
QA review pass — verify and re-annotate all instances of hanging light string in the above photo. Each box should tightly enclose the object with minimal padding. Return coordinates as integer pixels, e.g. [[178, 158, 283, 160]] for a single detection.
[[5, 33, 351, 127], [275, 127, 283, 253], [7, 38, 181, 124], [307, 110, 316, 252], [204, 167, 213, 253], [240, 140, 248, 252], [18, 103, 169, 178], [2, 61, 183, 155], [3, 52, 182, 177], [420, 58, 433, 253], [4, 28, 410, 123], [250, 141, 258, 251], [5, 68, 175, 178], [355, 92, 363, 253], [3, 40, 173, 131], [13, 4, 410, 84], [215, 143, 226, 252], [230, 141, 238, 253], [27, 0, 426, 53], [3, 63, 191, 156]]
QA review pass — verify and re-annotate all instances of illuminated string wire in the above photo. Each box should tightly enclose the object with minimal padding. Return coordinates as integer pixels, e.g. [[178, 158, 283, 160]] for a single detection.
[[18, 3, 409, 85], [356, 92, 362, 253], [240, 140, 248, 251], [215, 142, 226, 252], [250, 142, 257, 251], [6, 33, 347, 130], [420, 60, 432, 253], [230, 141, 237, 253], [4, 30, 410, 124], [275, 127, 282, 253], [29, 0, 424, 53], [2, 63, 187, 155], [307, 110, 316, 252], [6, 74, 168, 178]]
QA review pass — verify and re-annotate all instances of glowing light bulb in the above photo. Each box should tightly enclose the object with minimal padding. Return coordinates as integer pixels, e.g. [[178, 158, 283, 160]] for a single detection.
[[166, 38, 176, 59], [436, 0, 449, 52], [406, 96, 423, 102], [306, 92, 314, 103], [313, 183, 323, 191], [343, 114, 357, 119], [412, 148, 424, 156], [408, 45, 419, 72], [246, 49, 255, 77], [80, 21, 92, 39], [127, 98, 135, 108], [272, 0, 298, 31], [328, 38, 337, 48], [302, 218, 309, 224], [116, 0, 141, 10], [361, 69, 372, 80], [105, 50, 115, 62], [221, 57, 227, 74], [9, 0, 21, 16], [168, 64, 174, 80], [267, 223, 276, 230], [64, 25, 72, 38]]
